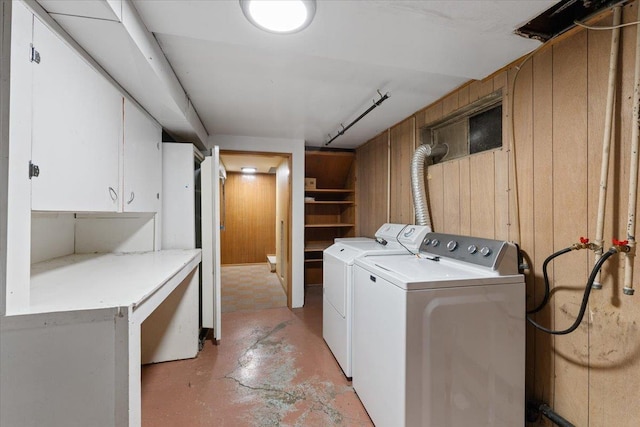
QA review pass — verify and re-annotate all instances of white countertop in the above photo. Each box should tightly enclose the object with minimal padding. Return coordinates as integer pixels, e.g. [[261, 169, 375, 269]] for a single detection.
[[30, 249, 201, 314]]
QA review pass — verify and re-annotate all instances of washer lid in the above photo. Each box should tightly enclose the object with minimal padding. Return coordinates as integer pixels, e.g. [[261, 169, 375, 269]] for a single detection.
[[337, 240, 412, 256], [355, 254, 524, 290], [324, 243, 362, 263]]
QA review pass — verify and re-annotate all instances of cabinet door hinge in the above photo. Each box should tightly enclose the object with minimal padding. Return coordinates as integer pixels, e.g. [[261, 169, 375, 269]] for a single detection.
[[29, 161, 40, 179], [30, 44, 40, 64]]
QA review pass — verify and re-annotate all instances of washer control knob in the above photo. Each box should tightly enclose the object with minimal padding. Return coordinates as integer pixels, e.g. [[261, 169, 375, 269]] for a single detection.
[[431, 239, 440, 247], [423, 238, 431, 246], [480, 246, 492, 257], [468, 244, 478, 254], [447, 241, 458, 251]]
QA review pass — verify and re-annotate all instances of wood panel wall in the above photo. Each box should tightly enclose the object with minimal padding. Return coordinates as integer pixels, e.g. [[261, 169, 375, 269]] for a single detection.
[[356, 132, 389, 237], [355, 3, 640, 425], [389, 117, 415, 224], [220, 172, 276, 265]]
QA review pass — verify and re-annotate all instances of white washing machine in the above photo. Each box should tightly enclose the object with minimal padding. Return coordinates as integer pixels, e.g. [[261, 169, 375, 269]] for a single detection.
[[323, 223, 431, 378], [352, 232, 525, 427]]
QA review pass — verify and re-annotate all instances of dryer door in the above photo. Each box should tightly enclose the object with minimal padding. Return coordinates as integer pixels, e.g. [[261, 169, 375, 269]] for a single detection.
[[323, 245, 359, 317]]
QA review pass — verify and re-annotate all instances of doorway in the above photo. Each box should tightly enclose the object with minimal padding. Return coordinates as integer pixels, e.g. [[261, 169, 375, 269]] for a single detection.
[[219, 151, 292, 312]]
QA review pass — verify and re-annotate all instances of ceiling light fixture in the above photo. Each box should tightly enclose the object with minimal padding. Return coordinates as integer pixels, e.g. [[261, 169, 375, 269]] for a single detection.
[[241, 167, 257, 174], [240, 0, 316, 34]]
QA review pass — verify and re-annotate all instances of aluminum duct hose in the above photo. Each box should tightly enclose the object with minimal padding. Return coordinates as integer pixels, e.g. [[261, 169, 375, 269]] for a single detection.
[[411, 144, 447, 228]]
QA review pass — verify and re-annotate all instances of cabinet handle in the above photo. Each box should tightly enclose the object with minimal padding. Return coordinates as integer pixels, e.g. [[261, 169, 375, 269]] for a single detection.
[[109, 187, 118, 201], [127, 192, 135, 204]]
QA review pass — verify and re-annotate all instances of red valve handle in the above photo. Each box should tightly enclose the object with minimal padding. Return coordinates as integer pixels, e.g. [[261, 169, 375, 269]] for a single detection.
[[613, 239, 629, 246], [580, 237, 590, 244]]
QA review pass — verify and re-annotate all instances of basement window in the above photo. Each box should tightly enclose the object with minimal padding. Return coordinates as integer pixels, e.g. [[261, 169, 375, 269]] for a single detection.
[[422, 92, 502, 164]]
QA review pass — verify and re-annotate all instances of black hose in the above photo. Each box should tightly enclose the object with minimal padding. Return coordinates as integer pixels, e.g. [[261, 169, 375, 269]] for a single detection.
[[539, 403, 576, 427], [527, 247, 573, 314], [527, 248, 617, 335]]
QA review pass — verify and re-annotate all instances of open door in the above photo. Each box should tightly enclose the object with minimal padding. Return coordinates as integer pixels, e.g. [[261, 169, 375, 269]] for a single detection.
[[201, 147, 222, 341]]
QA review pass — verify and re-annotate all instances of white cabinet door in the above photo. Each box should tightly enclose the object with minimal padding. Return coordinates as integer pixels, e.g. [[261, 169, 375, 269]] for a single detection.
[[31, 16, 121, 212], [122, 99, 161, 212]]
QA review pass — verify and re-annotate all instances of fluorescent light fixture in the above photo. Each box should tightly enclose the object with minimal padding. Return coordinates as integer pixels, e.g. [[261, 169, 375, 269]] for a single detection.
[[240, 0, 316, 34], [241, 167, 257, 174]]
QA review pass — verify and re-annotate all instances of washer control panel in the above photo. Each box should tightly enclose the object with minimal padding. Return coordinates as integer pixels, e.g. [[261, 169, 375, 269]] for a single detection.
[[419, 232, 518, 273]]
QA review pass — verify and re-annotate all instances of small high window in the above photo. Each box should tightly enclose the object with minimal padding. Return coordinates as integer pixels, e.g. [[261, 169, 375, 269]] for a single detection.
[[422, 92, 502, 164]]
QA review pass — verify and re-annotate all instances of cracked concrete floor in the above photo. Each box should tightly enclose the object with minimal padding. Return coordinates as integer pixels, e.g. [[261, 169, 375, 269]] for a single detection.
[[141, 286, 373, 426]]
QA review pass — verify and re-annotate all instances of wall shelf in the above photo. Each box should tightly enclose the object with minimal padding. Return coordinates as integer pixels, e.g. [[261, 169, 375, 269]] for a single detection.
[[304, 242, 333, 252], [305, 189, 354, 194], [304, 150, 356, 286]]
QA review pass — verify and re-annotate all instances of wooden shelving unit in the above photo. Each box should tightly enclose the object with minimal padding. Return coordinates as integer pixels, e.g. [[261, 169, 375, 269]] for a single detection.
[[304, 150, 356, 286]]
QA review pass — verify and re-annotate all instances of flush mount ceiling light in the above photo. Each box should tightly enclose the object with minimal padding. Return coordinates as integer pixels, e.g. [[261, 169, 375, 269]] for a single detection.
[[240, 0, 316, 34], [241, 167, 257, 174]]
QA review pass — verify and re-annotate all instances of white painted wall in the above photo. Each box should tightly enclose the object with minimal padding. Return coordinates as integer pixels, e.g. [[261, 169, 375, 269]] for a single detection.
[[209, 135, 305, 308], [31, 213, 75, 264]]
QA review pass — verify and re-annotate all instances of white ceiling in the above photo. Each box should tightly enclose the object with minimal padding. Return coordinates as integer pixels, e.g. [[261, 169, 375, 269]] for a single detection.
[[220, 153, 287, 173], [35, 0, 557, 150], [132, 0, 555, 149]]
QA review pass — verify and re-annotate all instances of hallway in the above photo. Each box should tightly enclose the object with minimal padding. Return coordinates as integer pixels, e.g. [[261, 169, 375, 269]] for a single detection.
[[141, 287, 373, 426], [221, 263, 287, 313]]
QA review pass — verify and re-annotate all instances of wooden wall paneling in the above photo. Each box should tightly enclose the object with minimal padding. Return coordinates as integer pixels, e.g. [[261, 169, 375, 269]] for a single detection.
[[511, 59, 535, 247], [551, 31, 589, 426], [442, 92, 459, 117], [502, 68, 516, 243], [389, 118, 415, 224], [355, 142, 371, 236], [458, 157, 471, 235], [531, 45, 555, 414], [220, 172, 276, 265], [510, 58, 536, 399], [414, 110, 427, 132], [425, 163, 444, 232], [356, 132, 388, 237], [468, 78, 494, 103], [442, 160, 461, 234], [494, 149, 510, 241], [610, 3, 640, 422], [469, 151, 495, 239], [493, 70, 508, 93], [458, 85, 470, 110], [586, 11, 617, 424], [416, 101, 444, 131], [589, 4, 640, 425]]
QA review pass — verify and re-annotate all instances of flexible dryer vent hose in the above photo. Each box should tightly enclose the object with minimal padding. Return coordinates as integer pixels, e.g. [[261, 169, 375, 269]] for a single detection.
[[411, 144, 447, 228]]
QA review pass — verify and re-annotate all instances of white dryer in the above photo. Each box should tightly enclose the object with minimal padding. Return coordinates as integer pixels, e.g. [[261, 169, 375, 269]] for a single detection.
[[323, 223, 430, 378], [352, 232, 525, 427]]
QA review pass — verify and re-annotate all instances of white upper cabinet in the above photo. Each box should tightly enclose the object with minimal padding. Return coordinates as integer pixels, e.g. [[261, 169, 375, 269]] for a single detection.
[[122, 99, 161, 212], [31, 16, 122, 212]]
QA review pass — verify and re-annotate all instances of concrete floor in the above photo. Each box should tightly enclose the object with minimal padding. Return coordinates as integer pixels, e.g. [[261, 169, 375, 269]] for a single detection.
[[141, 286, 373, 426]]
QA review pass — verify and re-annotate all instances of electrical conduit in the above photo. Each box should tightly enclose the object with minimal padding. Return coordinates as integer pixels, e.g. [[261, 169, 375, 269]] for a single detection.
[[624, 3, 640, 295], [594, 6, 622, 288]]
